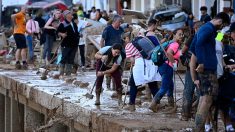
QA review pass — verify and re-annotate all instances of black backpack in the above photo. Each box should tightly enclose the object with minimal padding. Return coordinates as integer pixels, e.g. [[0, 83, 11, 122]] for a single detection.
[[132, 36, 159, 59]]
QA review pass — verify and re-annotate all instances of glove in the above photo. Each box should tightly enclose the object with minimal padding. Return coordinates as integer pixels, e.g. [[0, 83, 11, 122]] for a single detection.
[[173, 62, 177, 71]]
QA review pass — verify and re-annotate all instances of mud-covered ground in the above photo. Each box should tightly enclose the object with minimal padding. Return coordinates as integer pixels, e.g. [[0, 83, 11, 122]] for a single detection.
[[0, 63, 227, 131]]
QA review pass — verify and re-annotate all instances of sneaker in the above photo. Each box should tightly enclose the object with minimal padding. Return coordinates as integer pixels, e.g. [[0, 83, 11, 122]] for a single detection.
[[226, 124, 235, 132], [81, 66, 86, 72], [15, 61, 21, 70]]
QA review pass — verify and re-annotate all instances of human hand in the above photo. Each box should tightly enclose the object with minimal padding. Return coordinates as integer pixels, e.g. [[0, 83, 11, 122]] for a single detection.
[[196, 64, 204, 73], [97, 71, 104, 76], [101, 55, 108, 62], [194, 80, 200, 89], [60, 33, 67, 38]]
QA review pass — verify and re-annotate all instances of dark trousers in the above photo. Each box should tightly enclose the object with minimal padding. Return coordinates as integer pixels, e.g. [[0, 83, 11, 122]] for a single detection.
[[79, 45, 85, 66], [95, 60, 122, 94], [60, 47, 78, 64], [129, 73, 159, 105], [43, 34, 54, 60]]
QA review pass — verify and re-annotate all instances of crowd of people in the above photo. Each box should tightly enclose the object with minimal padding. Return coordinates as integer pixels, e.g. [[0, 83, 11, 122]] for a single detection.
[[10, 4, 235, 131]]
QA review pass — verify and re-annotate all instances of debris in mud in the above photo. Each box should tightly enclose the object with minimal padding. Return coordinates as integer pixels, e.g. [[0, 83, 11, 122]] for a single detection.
[[65, 77, 76, 84], [72, 80, 82, 86], [79, 82, 89, 88], [52, 74, 60, 79]]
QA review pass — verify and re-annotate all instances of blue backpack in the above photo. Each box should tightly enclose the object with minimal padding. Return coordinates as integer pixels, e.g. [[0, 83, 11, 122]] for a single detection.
[[132, 36, 160, 60], [151, 40, 174, 66]]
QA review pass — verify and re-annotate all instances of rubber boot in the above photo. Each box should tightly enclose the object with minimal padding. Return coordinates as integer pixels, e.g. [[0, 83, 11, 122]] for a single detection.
[[106, 75, 111, 90], [72, 64, 78, 74], [117, 93, 123, 106], [167, 96, 174, 107], [123, 104, 136, 112], [59, 64, 65, 75], [95, 93, 101, 105], [65, 64, 72, 76], [149, 100, 159, 113]]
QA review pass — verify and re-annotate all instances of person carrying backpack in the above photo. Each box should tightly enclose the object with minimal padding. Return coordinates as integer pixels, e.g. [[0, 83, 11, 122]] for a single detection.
[[123, 22, 161, 111], [149, 28, 184, 112], [94, 44, 124, 106]]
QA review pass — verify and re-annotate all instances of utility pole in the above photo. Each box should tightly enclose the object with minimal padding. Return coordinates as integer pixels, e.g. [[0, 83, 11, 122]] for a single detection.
[[0, 0, 2, 26]]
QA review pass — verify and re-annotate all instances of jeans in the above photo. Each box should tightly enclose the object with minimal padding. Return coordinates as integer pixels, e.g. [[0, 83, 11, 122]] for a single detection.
[[26, 35, 34, 61], [43, 34, 54, 60], [153, 63, 174, 103], [60, 47, 78, 64], [182, 69, 199, 117], [79, 45, 85, 66], [129, 73, 159, 105]]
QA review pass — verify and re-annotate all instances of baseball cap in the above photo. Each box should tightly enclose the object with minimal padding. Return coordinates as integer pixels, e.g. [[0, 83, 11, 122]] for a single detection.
[[63, 10, 71, 17]]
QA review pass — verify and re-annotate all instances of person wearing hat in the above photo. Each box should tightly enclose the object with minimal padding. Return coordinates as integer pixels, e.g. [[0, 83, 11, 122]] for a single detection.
[[57, 10, 80, 76]]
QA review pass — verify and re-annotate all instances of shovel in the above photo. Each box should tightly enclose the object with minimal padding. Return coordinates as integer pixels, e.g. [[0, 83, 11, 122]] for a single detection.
[[84, 61, 105, 99]]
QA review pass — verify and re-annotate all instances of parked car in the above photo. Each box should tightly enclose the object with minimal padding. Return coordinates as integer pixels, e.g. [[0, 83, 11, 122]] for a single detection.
[[150, 5, 187, 31]]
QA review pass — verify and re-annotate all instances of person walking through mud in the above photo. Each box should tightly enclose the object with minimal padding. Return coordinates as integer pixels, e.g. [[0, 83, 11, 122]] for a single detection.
[[194, 12, 230, 132], [11, 6, 28, 70], [42, 9, 61, 65], [149, 28, 184, 113], [180, 21, 203, 121], [94, 44, 124, 106], [57, 10, 80, 76], [123, 28, 161, 112]]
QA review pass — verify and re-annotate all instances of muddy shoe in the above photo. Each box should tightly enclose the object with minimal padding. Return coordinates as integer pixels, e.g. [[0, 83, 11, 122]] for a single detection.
[[149, 100, 159, 113], [123, 104, 136, 112], [117, 94, 123, 106], [22, 62, 28, 70], [15, 61, 21, 70], [95, 94, 101, 105]]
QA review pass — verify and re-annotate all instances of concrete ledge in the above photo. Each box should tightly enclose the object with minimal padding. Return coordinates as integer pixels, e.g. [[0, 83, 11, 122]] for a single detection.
[[0, 70, 194, 131]]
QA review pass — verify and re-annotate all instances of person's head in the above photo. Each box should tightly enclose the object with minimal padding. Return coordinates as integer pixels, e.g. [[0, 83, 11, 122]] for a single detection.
[[193, 21, 203, 32], [229, 9, 234, 16], [200, 6, 207, 15], [112, 15, 123, 29], [21, 6, 27, 14], [63, 10, 73, 22], [53, 9, 62, 19], [36, 9, 44, 18], [173, 28, 184, 43], [147, 19, 157, 31], [26, 13, 33, 20], [91, 6, 96, 12], [111, 44, 122, 57], [211, 12, 230, 30], [229, 22, 235, 43], [188, 12, 194, 19]]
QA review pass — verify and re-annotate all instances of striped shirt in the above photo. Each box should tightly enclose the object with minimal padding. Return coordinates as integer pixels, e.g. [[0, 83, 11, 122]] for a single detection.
[[125, 43, 142, 59]]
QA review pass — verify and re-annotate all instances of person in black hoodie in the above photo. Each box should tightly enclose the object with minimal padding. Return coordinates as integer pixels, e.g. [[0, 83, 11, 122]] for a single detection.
[[57, 10, 80, 76]]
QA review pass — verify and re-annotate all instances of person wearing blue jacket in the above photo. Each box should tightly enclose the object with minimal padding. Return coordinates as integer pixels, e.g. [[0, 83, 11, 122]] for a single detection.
[[194, 12, 230, 132]]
